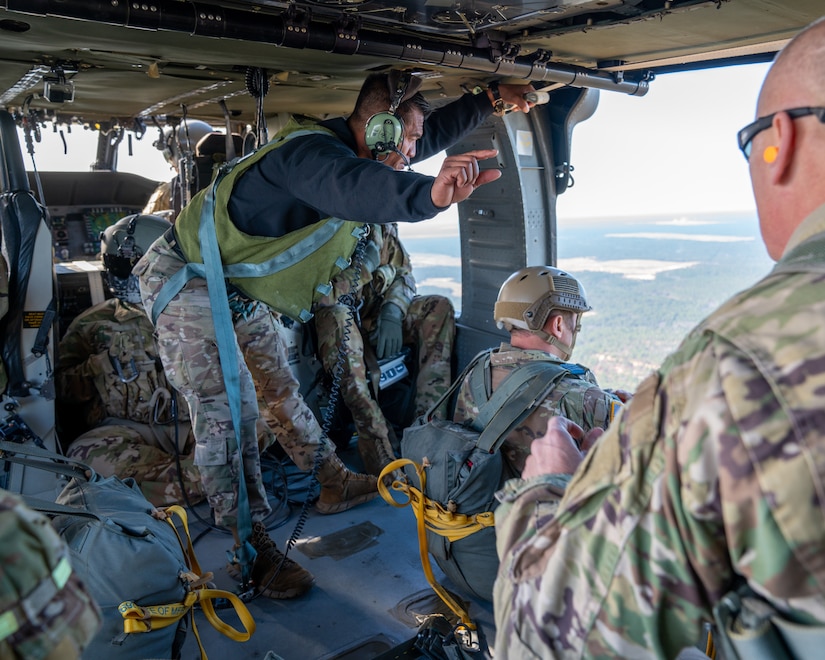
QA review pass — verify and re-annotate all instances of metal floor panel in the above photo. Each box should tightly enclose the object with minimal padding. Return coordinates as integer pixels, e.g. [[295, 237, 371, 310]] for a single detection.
[[178, 446, 496, 660]]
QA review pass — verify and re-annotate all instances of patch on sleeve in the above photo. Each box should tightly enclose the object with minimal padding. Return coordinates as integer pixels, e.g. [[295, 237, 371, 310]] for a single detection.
[[608, 399, 622, 424]]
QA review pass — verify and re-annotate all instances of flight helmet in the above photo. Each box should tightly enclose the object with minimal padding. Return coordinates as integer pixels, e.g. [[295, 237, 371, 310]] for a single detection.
[[100, 214, 171, 304], [494, 266, 591, 358], [155, 119, 213, 168]]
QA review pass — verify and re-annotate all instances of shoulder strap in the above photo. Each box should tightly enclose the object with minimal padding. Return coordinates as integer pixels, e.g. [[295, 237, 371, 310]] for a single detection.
[[474, 360, 571, 454], [0, 440, 94, 482], [468, 350, 492, 411], [424, 348, 491, 421]]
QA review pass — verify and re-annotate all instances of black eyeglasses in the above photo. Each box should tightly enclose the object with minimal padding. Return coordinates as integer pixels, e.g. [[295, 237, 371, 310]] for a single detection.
[[737, 106, 825, 161]]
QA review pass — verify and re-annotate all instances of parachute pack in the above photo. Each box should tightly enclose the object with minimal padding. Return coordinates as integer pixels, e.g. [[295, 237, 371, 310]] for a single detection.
[[390, 349, 574, 602]]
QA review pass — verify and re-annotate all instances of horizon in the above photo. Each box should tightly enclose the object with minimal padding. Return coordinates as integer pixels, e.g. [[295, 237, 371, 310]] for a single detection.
[[21, 62, 769, 226]]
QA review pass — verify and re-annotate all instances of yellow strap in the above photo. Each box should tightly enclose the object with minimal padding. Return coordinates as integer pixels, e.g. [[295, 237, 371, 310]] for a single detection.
[[378, 459, 495, 541], [118, 505, 256, 660], [705, 629, 716, 659], [120, 595, 198, 633], [378, 458, 476, 630]]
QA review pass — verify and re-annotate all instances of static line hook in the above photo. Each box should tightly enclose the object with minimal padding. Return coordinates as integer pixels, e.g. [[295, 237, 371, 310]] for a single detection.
[[110, 355, 140, 383]]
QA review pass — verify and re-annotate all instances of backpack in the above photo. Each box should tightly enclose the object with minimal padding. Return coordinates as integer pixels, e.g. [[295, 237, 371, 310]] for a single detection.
[[398, 349, 572, 602], [0, 440, 254, 659]]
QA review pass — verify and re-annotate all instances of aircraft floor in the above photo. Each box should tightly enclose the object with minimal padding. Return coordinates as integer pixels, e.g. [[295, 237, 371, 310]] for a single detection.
[[178, 443, 496, 660]]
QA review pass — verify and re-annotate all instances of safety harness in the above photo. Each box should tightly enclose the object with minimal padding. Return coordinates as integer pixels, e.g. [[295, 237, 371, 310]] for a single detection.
[[148, 119, 366, 587]]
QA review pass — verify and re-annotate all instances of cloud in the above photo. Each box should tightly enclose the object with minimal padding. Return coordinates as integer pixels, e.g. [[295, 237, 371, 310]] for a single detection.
[[416, 277, 462, 298], [605, 232, 754, 243], [407, 254, 462, 267], [654, 217, 718, 226], [558, 257, 699, 281]]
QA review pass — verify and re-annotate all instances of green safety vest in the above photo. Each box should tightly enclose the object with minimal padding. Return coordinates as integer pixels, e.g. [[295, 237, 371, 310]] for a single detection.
[[173, 115, 364, 323]]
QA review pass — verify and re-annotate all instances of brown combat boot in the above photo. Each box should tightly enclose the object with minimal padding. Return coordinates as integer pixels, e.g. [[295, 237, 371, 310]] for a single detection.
[[227, 521, 315, 599], [315, 453, 379, 515], [357, 434, 397, 481]]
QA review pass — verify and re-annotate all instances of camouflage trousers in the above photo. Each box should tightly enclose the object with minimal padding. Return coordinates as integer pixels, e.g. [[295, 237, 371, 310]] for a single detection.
[[65, 418, 205, 507], [136, 234, 335, 528], [314, 294, 455, 444]]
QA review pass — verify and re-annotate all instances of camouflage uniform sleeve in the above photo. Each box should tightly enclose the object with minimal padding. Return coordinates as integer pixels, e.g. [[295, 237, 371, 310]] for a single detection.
[[494, 474, 571, 565], [0, 490, 101, 659], [56, 314, 108, 404], [494, 342, 726, 659], [379, 223, 416, 316], [558, 384, 623, 432]]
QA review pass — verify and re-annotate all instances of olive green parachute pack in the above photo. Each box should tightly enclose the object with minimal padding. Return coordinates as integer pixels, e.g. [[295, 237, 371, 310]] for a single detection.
[[394, 349, 576, 602], [0, 440, 254, 660]]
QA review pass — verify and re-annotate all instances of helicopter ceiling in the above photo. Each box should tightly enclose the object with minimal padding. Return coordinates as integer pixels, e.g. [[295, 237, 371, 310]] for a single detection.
[[0, 0, 820, 131]]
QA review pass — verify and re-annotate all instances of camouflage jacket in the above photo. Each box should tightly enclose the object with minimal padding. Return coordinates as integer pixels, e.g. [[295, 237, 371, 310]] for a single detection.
[[493, 204, 825, 659], [454, 343, 622, 477], [0, 489, 100, 659], [314, 222, 416, 329], [57, 298, 188, 428]]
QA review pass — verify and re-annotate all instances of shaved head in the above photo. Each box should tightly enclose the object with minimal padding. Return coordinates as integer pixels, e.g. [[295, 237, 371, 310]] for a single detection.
[[759, 17, 825, 114], [751, 17, 825, 260]]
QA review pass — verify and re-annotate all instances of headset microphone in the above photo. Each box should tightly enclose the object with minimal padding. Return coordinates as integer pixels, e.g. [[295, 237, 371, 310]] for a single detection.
[[393, 146, 411, 170]]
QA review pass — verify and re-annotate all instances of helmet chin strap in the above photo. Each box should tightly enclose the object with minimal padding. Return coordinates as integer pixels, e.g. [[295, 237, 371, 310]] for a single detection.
[[532, 317, 580, 361]]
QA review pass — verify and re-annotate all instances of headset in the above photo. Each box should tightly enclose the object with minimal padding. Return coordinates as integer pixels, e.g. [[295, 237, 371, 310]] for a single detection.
[[364, 72, 413, 161]]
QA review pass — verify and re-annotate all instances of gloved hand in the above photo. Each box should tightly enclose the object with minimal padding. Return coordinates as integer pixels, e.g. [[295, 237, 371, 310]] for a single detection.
[[374, 303, 404, 359]]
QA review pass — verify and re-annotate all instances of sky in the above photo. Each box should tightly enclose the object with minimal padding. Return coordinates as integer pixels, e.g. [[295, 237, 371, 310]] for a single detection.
[[556, 61, 770, 221], [20, 60, 771, 224]]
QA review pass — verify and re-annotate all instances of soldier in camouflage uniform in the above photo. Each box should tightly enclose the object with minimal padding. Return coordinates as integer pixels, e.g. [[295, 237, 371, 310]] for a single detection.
[[58, 214, 206, 507], [136, 73, 533, 600], [313, 222, 455, 476], [494, 18, 825, 658], [453, 266, 625, 481], [0, 488, 101, 659]]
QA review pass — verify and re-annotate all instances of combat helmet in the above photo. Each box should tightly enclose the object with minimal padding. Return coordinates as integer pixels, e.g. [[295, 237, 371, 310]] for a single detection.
[[100, 214, 171, 304], [494, 266, 591, 359]]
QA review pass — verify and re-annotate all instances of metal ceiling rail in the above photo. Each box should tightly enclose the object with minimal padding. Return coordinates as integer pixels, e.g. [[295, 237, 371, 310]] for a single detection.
[[3, 0, 651, 96]]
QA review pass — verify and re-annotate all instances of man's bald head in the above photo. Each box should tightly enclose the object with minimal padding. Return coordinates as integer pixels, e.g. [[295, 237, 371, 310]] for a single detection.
[[750, 17, 825, 260], [759, 17, 825, 115]]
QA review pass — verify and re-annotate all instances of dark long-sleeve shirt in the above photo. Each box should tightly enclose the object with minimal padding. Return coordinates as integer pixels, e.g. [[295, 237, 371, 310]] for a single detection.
[[228, 92, 493, 237]]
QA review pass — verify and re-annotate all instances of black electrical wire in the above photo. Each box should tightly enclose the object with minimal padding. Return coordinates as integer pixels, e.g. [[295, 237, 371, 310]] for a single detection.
[[248, 223, 371, 601]]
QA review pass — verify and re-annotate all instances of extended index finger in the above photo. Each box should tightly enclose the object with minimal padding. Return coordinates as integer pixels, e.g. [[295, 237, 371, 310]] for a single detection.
[[452, 149, 498, 161]]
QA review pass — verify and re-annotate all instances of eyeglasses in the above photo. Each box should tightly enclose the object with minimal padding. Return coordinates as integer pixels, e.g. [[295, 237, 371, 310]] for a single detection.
[[737, 106, 825, 161]]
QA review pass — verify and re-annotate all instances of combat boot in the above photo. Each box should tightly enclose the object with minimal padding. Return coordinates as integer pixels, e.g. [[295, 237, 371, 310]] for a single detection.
[[315, 453, 379, 515], [227, 521, 315, 599], [357, 433, 397, 482]]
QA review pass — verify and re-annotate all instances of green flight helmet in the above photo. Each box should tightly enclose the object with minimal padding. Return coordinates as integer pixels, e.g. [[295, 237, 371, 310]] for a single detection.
[[100, 214, 171, 304]]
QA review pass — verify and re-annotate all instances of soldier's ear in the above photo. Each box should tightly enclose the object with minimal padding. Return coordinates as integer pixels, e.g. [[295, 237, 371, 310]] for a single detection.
[[548, 314, 565, 338]]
